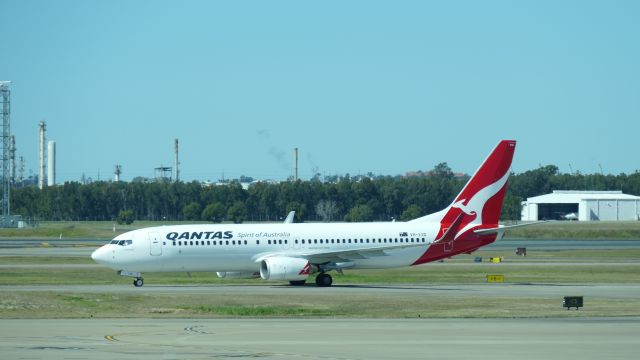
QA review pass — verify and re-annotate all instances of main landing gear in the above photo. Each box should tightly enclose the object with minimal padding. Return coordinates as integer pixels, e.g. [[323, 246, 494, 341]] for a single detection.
[[315, 273, 333, 287], [133, 278, 144, 287]]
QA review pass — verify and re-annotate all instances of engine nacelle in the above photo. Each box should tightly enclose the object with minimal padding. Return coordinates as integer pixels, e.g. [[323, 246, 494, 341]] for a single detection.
[[260, 256, 310, 281], [216, 271, 260, 279]]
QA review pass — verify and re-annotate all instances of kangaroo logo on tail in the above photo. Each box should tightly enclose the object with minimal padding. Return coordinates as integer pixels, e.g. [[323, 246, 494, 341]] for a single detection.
[[451, 199, 476, 216]]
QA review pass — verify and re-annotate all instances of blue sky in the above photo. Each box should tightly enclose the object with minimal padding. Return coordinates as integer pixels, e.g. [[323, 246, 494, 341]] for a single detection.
[[2, 0, 639, 182]]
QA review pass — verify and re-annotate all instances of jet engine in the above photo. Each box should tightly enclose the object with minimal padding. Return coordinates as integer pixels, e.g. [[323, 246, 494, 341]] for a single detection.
[[216, 271, 261, 279], [260, 256, 310, 281]]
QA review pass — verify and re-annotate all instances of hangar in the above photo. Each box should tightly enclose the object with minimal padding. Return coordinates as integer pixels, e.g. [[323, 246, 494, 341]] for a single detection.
[[521, 190, 640, 221]]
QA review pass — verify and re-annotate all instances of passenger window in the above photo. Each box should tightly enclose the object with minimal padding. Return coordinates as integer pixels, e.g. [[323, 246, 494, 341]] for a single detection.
[[173, 241, 176, 246], [314, 239, 317, 244], [256, 240, 260, 245], [225, 241, 229, 245], [278, 240, 282, 245], [195, 241, 199, 245], [207, 241, 210, 245], [213, 241, 217, 245], [244, 240, 247, 245], [232, 241, 236, 245]]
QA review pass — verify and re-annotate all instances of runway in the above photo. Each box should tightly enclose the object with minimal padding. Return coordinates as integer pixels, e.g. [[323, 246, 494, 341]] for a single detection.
[[1, 318, 638, 360]]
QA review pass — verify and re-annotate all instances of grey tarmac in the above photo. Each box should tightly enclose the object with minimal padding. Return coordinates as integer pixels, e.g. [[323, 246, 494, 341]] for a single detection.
[[0, 318, 638, 360]]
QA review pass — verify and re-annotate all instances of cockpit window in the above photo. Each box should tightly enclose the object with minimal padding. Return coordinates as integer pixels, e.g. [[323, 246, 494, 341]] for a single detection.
[[113, 240, 133, 246]]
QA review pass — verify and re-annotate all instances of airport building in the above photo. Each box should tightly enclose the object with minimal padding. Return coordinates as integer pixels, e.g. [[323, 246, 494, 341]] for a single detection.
[[521, 190, 640, 221]]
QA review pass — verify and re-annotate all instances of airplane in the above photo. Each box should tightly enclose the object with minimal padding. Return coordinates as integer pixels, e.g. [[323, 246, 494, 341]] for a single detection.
[[92, 140, 530, 287]]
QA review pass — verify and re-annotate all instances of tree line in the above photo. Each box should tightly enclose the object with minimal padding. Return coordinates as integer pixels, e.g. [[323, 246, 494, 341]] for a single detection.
[[10, 164, 640, 223]]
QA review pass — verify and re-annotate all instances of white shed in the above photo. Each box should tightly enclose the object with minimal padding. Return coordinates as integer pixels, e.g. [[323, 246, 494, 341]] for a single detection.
[[521, 190, 640, 221]]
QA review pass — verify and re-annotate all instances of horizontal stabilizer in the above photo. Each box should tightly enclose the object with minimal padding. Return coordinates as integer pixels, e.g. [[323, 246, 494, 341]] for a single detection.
[[473, 221, 548, 236]]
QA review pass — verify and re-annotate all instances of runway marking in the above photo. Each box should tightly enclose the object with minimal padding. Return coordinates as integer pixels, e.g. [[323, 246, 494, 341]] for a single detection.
[[104, 334, 118, 342], [184, 325, 213, 335]]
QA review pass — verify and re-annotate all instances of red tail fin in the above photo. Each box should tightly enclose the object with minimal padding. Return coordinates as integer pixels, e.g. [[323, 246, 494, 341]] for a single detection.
[[444, 139, 516, 228], [412, 140, 516, 265]]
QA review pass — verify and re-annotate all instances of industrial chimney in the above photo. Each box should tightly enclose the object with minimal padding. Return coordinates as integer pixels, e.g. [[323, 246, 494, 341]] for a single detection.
[[294, 147, 299, 181], [174, 138, 179, 182], [114, 165, 122, 182], [38, 121, 46, 189], [47, 140, 55, 186]]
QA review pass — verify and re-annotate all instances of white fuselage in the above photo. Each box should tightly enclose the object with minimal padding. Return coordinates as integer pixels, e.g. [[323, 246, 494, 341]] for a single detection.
[[92, 221, 440, 273]]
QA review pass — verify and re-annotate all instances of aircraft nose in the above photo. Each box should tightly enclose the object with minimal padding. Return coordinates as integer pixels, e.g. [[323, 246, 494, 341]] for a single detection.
[[91, 246, 109, 265]]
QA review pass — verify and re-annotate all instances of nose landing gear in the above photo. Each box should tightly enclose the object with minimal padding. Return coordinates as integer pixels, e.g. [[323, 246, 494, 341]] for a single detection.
[[118, 270, 144, 287]]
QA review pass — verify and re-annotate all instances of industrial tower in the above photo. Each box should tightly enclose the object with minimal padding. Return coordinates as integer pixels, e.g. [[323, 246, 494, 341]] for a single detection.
[[174, 138, 180, 182], [0, 81, 11, 222], [38, 121, 45, 189]]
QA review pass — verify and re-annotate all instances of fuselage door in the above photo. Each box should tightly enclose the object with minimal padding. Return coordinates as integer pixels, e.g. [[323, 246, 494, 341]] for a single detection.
[[149, 232, 162, 256]]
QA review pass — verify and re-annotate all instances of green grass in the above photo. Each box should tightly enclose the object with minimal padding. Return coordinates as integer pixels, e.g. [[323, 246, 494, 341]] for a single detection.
[[0, 256, 94, 264], [506, 221, 640, 239], [2, 291, 639, 319], [0, 221, 185, 240]]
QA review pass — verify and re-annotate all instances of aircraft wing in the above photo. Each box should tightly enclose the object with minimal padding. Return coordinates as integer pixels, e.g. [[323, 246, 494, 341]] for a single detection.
[[296, 242, 428, 264], [253, 242, 428, 265]]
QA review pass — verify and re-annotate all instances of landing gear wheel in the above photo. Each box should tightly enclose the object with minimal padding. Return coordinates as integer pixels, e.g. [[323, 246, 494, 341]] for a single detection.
[[133, 278, 144, 287], [315, 273, 333, 287], [289, 280, 306, 286]]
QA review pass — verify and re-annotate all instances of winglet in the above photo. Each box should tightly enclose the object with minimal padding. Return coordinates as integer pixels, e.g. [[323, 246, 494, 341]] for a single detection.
[[283, 211, 295, 224]]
